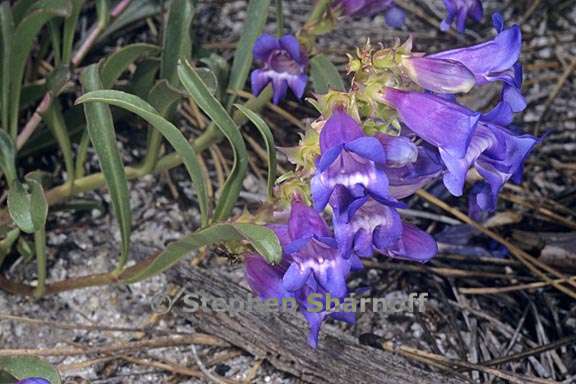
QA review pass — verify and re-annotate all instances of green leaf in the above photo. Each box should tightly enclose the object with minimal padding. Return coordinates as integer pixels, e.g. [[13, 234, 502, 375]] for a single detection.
[[123, 223, 281, 283], [80, 64, 132, 271], [8, 0, 72, 136], [226, 0, 271, 107], [0, 227, 20, 267], [161, 0, 194, 86], [310, 54, 345, 94], [195, 67, 218, 96], [0, 3, 13, 132], [101, 43, 160, 88], [62, 0, 85, 63], [146, 79, 184, 116], [0, 129, 17, 185], [234, 104, 277, 199], [11, 0, 37, 24], [126, 59, 160, 99], [76, 89, 210, 227], [200, 54, 229, 99], [7, 179, 48, 234], [44, 99, 75, 184], [0, 356, 61, 384], [178, 61, 248, 221]]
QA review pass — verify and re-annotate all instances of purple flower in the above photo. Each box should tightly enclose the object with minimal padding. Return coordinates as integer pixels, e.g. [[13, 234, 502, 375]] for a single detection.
[[251, 34, 308, 104], [17, 379, 51, 384], [440, 0, 483, 32], [439, 109, 538, 204], [311, 110, 396, 211], [333, 0, 405, 28], [379, 88, 480, 159], [245, 253, 355, 347], [331, 186, 437, 262], [430, 14, 525, 111], [245, 200, 358, 347]]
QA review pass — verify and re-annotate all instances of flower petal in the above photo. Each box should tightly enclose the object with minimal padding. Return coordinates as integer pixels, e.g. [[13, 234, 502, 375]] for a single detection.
[[377, 134, 418, 168], [287, 74, 308, 99], [288, 200, 331, 240], [344, 137, 387, 165], [402, 56, 476, 94], [283, 263, 312, 292], [271, 76, 288, 104], [429, 25, 521, 84], [253, 34, 280, 62], [388, 223, 437, 262], [250, 69, 270, 97], [279, 34, 303, 63], [319, 110, 364, 152], [245, 254, 288, 299]]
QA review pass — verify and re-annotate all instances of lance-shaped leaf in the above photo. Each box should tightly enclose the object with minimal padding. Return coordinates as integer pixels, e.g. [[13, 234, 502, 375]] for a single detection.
[[234, 104, 277, 199], [101, 43, 160, 88], [226, 0, 271, 107], [0, 356, 61, 384], [62, 0, 85, 63], [161, 0, 194, 86], [9, 0, 72, 136], [178, 61, 248, 221], [310, 54, 345, 94], [0, 129, 17, 185], [44, 100, 75, 184], [0, 3, 13, 132], [80, 64, 132, 270], [76, 89, 210, 227], [123, 223, 282, 283]]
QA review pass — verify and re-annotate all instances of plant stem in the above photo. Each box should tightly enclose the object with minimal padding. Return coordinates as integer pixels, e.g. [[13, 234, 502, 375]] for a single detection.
[[33, 228, 47, 298], [275, 0, 284, 36]]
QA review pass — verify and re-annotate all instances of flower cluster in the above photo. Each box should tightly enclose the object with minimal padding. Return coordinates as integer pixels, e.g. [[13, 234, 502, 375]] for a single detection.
[[245, 13, 537, 347]]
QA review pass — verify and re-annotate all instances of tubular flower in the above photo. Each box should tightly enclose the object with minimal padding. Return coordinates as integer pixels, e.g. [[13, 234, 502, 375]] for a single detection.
[[440, 0, 483, 32], [439, 102, 538, 199], [245, 200, 358, 348], [251, 34, 308, 104], [310, 110, 397, 210], [333, 0, 405, 28]]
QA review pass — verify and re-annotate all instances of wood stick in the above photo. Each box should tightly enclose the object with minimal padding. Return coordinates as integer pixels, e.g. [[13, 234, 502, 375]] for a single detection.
[[172, 266, 468, 384]]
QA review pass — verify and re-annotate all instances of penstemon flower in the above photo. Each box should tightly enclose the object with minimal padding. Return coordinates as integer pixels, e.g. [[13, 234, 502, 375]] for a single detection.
[[245, 199, 358, 347], [251, 34, 309, 104], [245, 12, 537, 348], [310, 110, 398, 210], [332, 0, 406, 28], [440, 0, 483, 32]]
